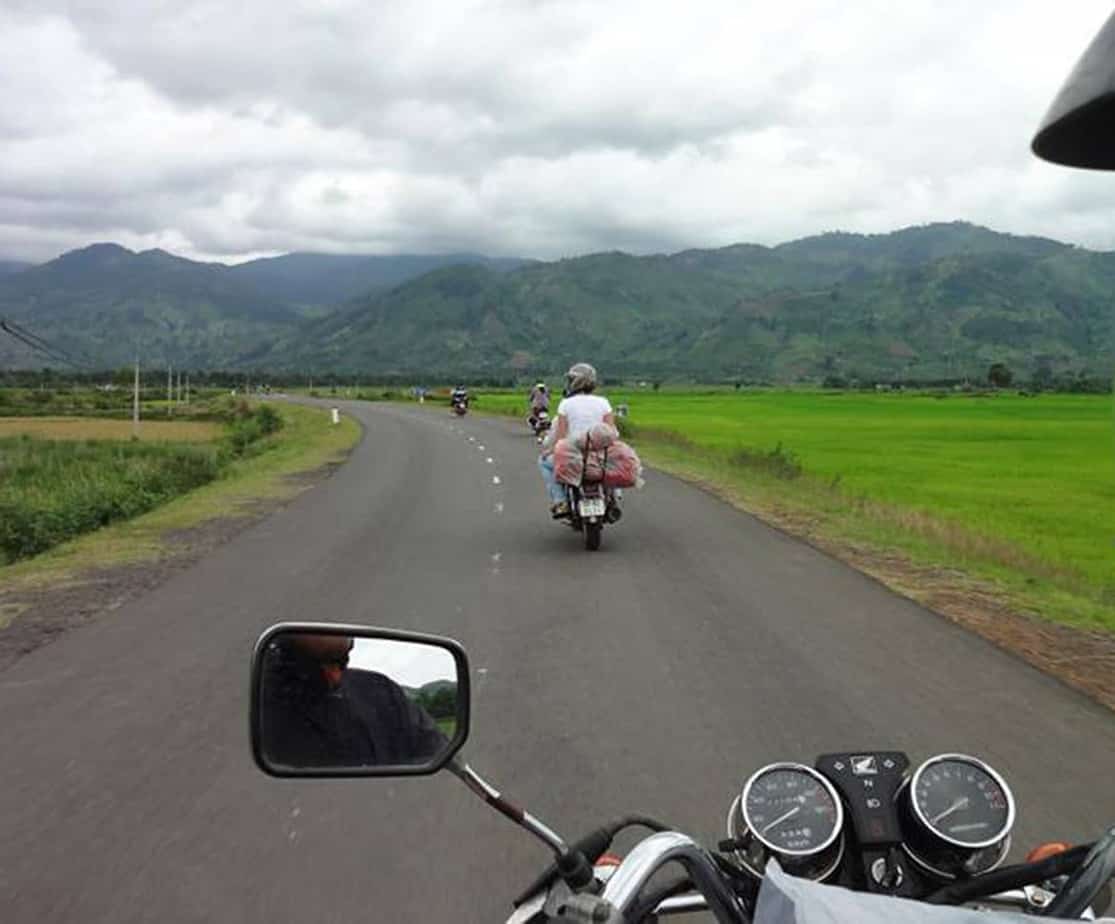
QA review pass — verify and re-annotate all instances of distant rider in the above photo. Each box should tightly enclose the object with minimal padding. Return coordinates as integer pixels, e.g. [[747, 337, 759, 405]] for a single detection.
[[450, 384, 469, 410], [528, 382, 550, 426], [539, 363, 614, 517]]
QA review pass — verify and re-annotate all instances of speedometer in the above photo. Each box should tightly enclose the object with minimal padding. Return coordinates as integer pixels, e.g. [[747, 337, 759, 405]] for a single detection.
[[744, 764, 842, 854], [912, 755, 1013, 848], [727, 762, 844, 881], [900, 754, 1015, 878]]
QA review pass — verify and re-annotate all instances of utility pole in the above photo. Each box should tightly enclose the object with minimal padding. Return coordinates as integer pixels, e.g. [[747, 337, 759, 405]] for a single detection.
[[167, 364, 173, 416], [133, 358, 141, 438], [185, 373, 190, 406], [177, 370, 182, 405]]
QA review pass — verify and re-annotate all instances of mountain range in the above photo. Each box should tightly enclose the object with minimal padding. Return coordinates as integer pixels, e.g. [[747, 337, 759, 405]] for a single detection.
[[1, 223, 1112, 381]]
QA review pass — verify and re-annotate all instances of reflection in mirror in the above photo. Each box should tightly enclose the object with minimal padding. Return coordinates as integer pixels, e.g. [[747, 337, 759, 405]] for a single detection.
[[257, 631, 460, 772]]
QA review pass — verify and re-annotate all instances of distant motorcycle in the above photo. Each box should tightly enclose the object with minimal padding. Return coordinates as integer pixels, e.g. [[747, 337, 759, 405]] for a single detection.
[[451, 396, 469, 417], [529, 409, 551, 443]]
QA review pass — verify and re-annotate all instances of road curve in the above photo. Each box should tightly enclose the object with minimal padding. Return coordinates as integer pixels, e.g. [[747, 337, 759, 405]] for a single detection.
[[1, 400, 1113, 923]]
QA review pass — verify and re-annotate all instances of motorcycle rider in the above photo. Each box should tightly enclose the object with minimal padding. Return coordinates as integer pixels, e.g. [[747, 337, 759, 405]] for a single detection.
[[450, 383, 469, 411], [528, 381, 550, 432], [260, 633, 446, 769], [538, 363, 615, 517]]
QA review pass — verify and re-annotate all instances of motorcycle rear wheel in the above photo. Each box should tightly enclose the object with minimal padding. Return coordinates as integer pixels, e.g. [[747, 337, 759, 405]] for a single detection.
[[584, 521, 602, 551]]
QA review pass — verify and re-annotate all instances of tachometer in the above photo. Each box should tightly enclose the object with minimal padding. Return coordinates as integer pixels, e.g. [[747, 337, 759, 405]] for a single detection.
[[900, 754, 1015, 877], [726, 763, 844, 880]]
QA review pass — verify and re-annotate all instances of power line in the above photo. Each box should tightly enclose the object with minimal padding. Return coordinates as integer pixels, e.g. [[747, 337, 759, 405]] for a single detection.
[[1, 320, 75, 366], [1, 319, 73, 360], [0, 318, 94, 368]]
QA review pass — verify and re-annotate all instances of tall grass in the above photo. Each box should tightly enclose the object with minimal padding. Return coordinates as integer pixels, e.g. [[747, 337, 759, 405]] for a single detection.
[[0, 438, 220, 562], [0, 404, 286, 564]]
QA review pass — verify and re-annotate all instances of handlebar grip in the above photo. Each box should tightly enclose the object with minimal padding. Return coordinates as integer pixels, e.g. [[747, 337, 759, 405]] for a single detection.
[[1043, 828, 1115, 918], [511, 827, 615, 907]]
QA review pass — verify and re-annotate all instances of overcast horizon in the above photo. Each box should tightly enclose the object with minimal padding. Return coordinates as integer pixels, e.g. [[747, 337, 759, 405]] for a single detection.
[[2, 217, 1104, 269], [3, 2, 1114, 265]]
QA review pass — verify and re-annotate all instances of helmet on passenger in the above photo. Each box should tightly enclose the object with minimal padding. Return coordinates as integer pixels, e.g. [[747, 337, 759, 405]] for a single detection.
[[565, 363, 597, 395], [536, 382, 547, 391]]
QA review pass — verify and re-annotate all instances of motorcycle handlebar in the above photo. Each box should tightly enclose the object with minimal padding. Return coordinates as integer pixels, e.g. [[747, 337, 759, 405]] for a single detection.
[[511, 815, 671, 907], [1044, 829, 1115, 918], [925, 844, 1092, 905], [522, 832, 1115, 923], [600, 831, 746, 923]]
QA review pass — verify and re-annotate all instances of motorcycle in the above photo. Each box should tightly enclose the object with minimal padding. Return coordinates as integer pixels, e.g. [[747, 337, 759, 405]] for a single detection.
[[250, 623, 1115, 922], [529, 409, 552, 443], [562, 478, 620, 551], [451, 396, 469, 417]]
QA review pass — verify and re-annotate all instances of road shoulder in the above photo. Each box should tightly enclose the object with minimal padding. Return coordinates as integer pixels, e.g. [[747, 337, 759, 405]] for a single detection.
[[638, 442, 1115, 713]]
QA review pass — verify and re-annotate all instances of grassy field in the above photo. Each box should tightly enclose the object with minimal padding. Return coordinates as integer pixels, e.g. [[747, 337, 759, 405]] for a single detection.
[[0, 404, 281, 565], [476, 388, 1115, 630], [0, 417, 222, 442], [0, 437, 221, 563], [0, 385, 228, 419], [0, 401, 361, 583]]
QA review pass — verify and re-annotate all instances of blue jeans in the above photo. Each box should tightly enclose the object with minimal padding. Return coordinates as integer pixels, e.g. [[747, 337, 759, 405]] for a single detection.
[[538, 455, 566, 504]]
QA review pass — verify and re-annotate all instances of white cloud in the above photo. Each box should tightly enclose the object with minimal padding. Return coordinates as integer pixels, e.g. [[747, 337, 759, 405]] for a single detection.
[[1, 1, 1114, 262]]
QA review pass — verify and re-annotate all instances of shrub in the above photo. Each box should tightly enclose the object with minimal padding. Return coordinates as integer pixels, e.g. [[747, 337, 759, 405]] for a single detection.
[[255, 404, 283, 435], [988, 362, 1013, 388], [223, 404, 284, 460], [731, 442, 803, 480]]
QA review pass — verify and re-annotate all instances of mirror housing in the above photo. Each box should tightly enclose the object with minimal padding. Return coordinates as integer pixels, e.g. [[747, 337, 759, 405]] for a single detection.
[[1033, 12, 1115, 168], [250, 622, 470, 778]]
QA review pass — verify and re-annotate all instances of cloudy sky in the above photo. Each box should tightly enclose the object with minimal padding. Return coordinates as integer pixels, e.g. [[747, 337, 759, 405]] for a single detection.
[[2, 1, 1114, 264]]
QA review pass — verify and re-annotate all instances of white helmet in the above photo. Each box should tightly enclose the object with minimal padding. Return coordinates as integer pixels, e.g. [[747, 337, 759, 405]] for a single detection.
[[565, 363, 597, 395]]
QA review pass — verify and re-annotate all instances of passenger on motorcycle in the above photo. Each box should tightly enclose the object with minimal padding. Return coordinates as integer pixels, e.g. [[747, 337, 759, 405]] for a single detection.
[[539, 363, 615, 518], [450, 384, 469, 408], [528, 382, 550, 417]]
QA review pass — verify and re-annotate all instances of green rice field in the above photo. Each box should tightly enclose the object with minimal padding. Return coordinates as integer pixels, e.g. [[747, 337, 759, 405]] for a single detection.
[[477, 389, 1115, 628]]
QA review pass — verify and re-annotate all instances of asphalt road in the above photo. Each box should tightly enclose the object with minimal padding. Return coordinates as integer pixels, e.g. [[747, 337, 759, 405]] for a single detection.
[[2, 401, 1113, 923]]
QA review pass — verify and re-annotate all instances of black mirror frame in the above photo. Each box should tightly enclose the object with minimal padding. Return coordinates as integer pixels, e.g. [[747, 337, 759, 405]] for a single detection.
[[250, 622, 471, 778], [1032, 11, 1115, 169]]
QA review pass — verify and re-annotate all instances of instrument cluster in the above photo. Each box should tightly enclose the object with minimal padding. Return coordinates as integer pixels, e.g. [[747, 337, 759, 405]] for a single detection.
[[724, 751, 1015, 897]]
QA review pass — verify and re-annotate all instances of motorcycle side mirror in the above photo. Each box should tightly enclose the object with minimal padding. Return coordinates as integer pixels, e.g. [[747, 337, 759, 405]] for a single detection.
[[1033, 11, 1115, 168], [250, 623, 470, 778]]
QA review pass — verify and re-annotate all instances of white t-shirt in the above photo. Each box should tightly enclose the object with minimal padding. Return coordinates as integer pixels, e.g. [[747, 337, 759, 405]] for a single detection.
[[557, 393, 612, 438]]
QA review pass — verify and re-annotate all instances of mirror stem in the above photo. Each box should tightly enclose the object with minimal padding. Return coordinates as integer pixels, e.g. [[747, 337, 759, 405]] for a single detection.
[[449, 757, 567, 856]]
